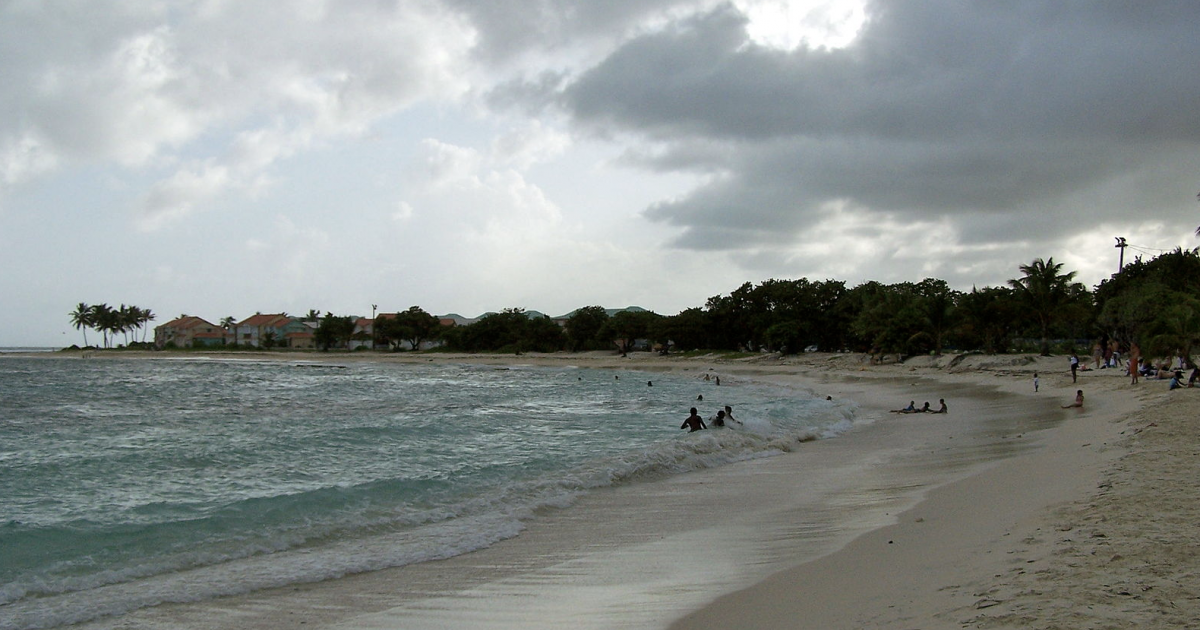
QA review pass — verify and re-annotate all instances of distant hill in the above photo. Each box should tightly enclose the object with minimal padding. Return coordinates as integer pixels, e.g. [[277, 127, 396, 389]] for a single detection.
[[438, 307, 652, 325]]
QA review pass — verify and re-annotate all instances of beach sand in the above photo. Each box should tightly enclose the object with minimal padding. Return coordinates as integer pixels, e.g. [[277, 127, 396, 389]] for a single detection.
[[57, 349, 1200, 629]]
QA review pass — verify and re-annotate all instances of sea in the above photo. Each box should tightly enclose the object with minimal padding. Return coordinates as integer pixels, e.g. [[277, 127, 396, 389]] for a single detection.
[[0, 355, 859, 630]]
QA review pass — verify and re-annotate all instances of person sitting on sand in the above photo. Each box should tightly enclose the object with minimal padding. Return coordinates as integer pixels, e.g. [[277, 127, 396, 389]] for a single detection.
[[931, 399, 948, 414], [681, 408, 707, 432], [891, 401, 918, 413], [1169, 371, 1184, 390], [1062, 390, 1084, 408]]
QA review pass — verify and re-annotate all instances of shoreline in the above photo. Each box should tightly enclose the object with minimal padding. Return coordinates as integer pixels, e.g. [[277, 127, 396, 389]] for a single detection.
[[31, 349, 1198, 628]]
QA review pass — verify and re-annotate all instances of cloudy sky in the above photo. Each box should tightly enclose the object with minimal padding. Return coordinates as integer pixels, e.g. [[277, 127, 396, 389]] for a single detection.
[[3, 0, 1198, 346]]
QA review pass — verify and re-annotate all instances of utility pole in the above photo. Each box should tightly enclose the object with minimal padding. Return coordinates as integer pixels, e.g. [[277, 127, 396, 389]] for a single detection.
[[1115, 237, 1127, 273]]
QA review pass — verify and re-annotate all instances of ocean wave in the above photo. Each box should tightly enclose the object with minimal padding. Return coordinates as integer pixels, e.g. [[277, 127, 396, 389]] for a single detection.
[[0, 362, 861, 630]]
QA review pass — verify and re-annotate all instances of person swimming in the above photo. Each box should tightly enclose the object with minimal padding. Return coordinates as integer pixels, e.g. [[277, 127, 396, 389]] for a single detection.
[[681, 408, 707, 432]]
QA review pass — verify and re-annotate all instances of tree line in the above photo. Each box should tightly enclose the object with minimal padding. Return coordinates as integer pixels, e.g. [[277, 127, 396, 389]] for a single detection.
[[69, 303, 156, 348], [69, 250, 1200, 366], [437, 250, 1200, 366]]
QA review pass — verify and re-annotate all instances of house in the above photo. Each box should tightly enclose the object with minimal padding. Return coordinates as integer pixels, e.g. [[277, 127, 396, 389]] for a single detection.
[[234, 313, 307, 349], [284, 328, 316, 349], [348, 316, 377, 351], [154, 315, 225, 349]]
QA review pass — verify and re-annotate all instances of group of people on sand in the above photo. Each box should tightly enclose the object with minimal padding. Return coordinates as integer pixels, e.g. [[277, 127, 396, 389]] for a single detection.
[[1074, 342, 1199, 391], [890, 399, 948, 414], [681, 405, 742, 432]]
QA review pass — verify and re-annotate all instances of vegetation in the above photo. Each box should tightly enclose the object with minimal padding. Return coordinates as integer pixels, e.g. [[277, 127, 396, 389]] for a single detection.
[[69, 303, 155, 348], [314, 313, 355, 351], [375, 306, 442, 351], [71, 249, 1200, 367], [442, 308, 564, 354]]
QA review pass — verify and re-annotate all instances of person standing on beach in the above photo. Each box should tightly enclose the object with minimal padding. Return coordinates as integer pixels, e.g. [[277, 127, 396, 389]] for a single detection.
[[1069, 353, 1079, 383], [1129, 343, 1141, 385], [681, 408, 707, 432], [1033, 372, 1040, 392], [1062, 390, 1084, 408]]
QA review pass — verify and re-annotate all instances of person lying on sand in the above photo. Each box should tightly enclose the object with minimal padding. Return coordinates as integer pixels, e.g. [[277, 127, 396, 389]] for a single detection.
[[891, 401, 918, 413], [1062, 390, 1084, 408]]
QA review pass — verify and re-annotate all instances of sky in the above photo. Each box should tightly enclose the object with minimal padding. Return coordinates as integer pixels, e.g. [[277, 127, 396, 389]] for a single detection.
[[3, 0, 1199, 347]]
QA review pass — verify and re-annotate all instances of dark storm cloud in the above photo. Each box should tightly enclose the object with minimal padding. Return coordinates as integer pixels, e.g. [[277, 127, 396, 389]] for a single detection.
[[558, 1, 1200, 249]]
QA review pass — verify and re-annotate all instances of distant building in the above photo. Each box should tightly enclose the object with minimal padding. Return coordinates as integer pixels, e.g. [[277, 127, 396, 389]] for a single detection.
[[235, 313, 308, 348], [154, 315, 225, 349], [348, 317, 376, 350]]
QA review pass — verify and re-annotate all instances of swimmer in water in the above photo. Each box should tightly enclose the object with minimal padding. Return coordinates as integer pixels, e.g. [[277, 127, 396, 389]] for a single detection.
[[681, 408, 707, 432]]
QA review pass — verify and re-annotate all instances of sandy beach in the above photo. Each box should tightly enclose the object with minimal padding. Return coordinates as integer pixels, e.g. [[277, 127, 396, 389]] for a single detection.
[[48, 348, 1200, 629]]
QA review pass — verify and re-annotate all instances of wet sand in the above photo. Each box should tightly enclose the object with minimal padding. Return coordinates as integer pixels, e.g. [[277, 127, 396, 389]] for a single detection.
[[55, 349, 1198, 629]]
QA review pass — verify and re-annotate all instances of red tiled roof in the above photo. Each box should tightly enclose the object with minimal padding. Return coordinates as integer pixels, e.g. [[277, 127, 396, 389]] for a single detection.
[[238, 313, 290, 327], [161, 316, 218, 330]]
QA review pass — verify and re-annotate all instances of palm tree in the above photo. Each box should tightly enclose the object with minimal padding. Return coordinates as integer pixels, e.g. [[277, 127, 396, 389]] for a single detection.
[[137, 307, 156, 343], [117, 304, 136, 346], [88, 303, 107, 348], [220, 316, 237, 346], [69, 303, 94, 347], [1008, 257, 1082, 356]]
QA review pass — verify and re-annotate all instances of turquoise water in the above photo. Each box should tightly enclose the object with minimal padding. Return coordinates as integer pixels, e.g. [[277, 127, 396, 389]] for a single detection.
[[0, 357, 853, 629]]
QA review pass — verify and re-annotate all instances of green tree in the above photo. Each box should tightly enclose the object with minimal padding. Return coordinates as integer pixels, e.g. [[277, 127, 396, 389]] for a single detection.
[[392, 306, 442, 351], [220, 316, 237, 346], [136, 307, 156, 343], [600, 310, 661, 354], [1095, 248, 1200, 365], [851, 282, 928, 359], [314, 313, 355, 350], [444, 308, 564, 353], [565, 306, 609, 351], [90, 303, 116, 348], [1008, 257, 1086, 356], [1141, 294, 1200, 366], [69, 303, 95, 347], [957, 286, 1020, 354], [912, 278, 961, 355], [656, 307, 710, 351]]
